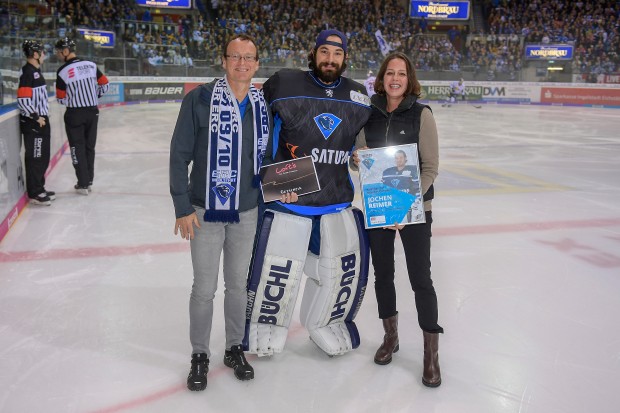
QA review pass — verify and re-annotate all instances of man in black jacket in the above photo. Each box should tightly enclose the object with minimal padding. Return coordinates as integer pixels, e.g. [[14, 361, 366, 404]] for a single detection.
[[169, 34, 270, 391]]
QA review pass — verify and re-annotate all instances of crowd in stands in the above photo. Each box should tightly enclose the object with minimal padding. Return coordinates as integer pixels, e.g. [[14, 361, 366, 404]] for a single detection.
[[1, 0, 618, 81], [482, 0, 619, 81]]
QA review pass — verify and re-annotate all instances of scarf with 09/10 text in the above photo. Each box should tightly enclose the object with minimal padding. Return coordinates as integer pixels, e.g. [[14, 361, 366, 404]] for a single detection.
[[204, 77, 269, 223]]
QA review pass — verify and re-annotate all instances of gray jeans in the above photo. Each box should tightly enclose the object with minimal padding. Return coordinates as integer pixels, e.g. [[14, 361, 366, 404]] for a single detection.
[[189, 206, 258, 357]]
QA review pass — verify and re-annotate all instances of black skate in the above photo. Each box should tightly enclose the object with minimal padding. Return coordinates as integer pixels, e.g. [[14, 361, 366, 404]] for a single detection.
[[187, 353, 209, 391], [29, 193, 51, 206], [224, 344, 254, 381]]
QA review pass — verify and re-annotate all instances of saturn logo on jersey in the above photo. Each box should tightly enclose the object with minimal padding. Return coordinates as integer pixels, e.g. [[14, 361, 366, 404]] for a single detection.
[[212, 183, 235, 205], [313, 113, 342, 139]]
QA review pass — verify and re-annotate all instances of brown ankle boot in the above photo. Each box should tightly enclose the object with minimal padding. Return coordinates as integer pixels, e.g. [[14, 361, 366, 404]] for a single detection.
[[374, 314, 399, 365], [422, 331, 441, 387]]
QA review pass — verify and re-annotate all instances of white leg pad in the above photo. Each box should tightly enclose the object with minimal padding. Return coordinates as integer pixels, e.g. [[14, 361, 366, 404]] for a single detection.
[[299, 208, 369, 356], [245, 210, 312, 356]]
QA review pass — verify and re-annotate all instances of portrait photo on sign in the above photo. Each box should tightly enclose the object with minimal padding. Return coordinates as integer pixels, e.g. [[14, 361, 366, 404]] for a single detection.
[[358, 143, 425, 229]]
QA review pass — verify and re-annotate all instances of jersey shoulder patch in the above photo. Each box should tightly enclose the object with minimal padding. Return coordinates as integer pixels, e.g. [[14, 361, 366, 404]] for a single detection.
[[350, 90, 370, 107]]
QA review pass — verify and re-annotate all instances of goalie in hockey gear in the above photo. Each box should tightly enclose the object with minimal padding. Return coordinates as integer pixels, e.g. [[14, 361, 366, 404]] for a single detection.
[[244, 207, 369, 357]]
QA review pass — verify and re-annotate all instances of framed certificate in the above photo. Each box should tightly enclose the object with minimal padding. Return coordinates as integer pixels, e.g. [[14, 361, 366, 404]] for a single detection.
[[358, 144, 425, 229], [259, 156, 321, 202]]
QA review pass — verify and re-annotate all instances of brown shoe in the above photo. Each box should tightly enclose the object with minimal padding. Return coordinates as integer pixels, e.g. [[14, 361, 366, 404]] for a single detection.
[[422, 331, 441, 387], [374, 313, 399, 365]]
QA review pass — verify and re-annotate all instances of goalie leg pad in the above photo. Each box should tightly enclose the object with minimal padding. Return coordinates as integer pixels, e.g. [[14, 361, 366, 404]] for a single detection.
[[244, 210, 312, 356], [299, 207, 369, 356]]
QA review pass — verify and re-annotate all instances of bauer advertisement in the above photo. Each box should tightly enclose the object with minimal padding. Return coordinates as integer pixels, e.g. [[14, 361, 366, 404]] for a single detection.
[[358, 144, 425, 229]]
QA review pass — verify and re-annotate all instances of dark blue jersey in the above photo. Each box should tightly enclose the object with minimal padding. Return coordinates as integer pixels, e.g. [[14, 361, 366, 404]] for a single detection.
[[263, 69, 371, 213], [382, 165, 419, 195]]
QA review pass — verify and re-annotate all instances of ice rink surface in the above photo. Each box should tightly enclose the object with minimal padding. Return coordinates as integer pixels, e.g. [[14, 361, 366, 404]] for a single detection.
[[1, 101, 619, 413]]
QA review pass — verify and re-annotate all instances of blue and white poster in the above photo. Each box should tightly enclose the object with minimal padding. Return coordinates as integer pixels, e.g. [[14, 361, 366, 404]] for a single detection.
[[358, 144, 425, 229]]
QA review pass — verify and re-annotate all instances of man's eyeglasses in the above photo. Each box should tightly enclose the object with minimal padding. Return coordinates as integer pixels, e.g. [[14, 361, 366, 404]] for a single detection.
[[225, 54, 258, 62]]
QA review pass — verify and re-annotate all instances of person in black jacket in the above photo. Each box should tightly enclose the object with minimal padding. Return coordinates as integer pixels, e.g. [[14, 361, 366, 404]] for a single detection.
[[169, 34, 271, 391], [18, 40, 54, 206], [353, 51, 443, 387]]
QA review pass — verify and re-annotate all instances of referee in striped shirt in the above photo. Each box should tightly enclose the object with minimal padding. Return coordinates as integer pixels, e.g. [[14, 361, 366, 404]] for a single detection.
[[18, 40, 54, 206], [55, 37, 109, 195]]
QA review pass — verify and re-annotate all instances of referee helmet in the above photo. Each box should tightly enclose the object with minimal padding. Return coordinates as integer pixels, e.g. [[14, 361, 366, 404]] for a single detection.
[[55, 37, 76, 52], [22, 40, 43, 57]]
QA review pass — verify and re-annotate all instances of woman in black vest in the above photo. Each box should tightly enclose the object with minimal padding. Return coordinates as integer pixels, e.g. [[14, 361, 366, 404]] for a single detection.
[[353, 52, 443, 387]]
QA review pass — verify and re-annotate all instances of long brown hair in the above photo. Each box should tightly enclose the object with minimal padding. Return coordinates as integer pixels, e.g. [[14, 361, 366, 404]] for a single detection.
[[373, 52, 421, 98]]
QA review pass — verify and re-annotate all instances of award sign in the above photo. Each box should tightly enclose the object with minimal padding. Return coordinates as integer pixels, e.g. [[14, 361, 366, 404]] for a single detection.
[[358, 144, 425, 228], [259, 156, 321, 202]]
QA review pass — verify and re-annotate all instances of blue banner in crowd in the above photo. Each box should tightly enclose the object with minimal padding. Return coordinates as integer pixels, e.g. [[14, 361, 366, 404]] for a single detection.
[[525, 45, 574, 60], [410, 1, 470, 20], [77, 28, 115, 48], [135, 0, 192, 8]]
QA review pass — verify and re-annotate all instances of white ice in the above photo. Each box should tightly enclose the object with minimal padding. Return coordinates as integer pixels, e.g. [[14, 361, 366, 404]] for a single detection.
[[1, 102, 619, 413]]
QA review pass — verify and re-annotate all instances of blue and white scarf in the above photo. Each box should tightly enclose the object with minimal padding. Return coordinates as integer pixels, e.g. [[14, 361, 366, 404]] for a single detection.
[[204, 77, 269, 223]]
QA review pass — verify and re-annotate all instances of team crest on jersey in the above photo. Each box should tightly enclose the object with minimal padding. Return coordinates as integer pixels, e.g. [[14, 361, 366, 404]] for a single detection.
[[212, 183, 235, 205], [325, 89, 334, 97], [391, 179, 401, 187], [313, 113, 342, 140], [33, 72, 40, 79], [362, 158, 375, 170]]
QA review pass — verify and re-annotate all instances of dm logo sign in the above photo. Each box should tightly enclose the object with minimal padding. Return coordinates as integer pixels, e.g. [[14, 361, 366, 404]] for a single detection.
[[313, 113, 342, 139]]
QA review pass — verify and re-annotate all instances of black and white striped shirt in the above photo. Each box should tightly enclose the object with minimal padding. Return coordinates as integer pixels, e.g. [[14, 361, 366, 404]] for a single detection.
[[56, 57, 109, 108], [18, 63, 49, 119]]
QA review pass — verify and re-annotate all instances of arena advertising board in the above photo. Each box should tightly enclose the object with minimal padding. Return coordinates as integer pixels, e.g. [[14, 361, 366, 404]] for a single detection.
[[420, 83, 538, 103], [358, 144, 425, 229], [599, 74, 620, 84], [98, 82, 124, 105], [123, 82, 186, 102], [540, 87, 620, 107], [77, 28, 115, 48], [135, 0, 191, 8], [409, 0, 470, 20], [525, 44, 573, 60], [0, 71, 18, 105]]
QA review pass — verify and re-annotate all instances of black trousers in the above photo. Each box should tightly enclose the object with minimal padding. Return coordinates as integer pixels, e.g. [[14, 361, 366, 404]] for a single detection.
[[367, 211, 443, 333], [64, 107, 99, 187], [20, 116, 51, 198]]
